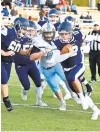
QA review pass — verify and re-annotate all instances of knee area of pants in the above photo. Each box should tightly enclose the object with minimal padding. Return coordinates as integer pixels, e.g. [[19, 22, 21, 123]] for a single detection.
[[1, 80, 8, 84], [23, 84, 30, 90], [24, 87, 30, 90], [67, 75, 75, 82], [36, 84, 41, 87], [52, 88, 59, 93]]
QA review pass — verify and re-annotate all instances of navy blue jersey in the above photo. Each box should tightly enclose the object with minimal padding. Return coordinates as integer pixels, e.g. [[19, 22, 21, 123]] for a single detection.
[[54, 22, 61, 31], [73, 27, 83, 43], [1, 26, 17, 62], [53, 38, 83, 68], [12, 36, 32, 65], [38, 20, 46, 27]]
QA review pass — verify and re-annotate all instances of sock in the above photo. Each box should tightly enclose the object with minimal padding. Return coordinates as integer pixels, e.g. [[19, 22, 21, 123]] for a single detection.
[[60, 98, 65, 103], [3, 96, 13, 109], [86, 95, 99, 112], [35, 86, 42, 102], [78, 92, 85, 102]]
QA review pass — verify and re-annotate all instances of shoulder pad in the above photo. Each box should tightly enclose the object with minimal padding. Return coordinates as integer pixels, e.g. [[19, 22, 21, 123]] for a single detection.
[[1, 26, 8, 36]]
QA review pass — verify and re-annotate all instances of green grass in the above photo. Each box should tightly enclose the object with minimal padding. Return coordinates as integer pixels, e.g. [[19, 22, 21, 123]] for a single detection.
[[1, 58, 100, 131], [67, 0, 99, 6]]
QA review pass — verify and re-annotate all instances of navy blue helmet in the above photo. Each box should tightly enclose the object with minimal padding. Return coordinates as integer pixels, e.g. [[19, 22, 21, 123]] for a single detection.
[[14, 17, 30, 31], [48, 8, 59, 16], [29, 20, 37, 29], [64, 16, 75, 22], [48, 8, 60, 24], [58, 21, 73, 34], [64, 16, 76, 28]]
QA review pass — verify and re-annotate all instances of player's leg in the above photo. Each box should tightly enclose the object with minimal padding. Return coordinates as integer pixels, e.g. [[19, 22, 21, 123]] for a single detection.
[[15, 64, 30, 100], [28, 62, 47, 106], [37, 62, 47, 92], [65, 63, 89, 110], [85, 95, 100, 120], [55, 63, 71, 100], [1, 62, 13, 111], [3, 62, 12, 80], [42, 66, 66, 111], [80, 76, 93, 96]]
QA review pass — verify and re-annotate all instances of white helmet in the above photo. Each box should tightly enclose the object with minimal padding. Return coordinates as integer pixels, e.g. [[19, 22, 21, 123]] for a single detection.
[[41, 22, 56, 42]]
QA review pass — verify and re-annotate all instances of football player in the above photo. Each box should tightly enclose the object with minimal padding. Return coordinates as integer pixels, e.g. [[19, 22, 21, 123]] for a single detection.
[[1, 24, 16, 111], [64, 16, 93, 96], [53, 21, 100, 120], [9, 17, 48, 107]]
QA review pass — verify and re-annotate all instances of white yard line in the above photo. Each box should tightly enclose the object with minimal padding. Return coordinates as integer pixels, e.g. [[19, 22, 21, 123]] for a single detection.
[[1, 102, 93, 114]]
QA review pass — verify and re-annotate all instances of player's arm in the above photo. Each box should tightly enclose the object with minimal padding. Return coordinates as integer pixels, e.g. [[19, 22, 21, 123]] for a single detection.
[[60, 44, 72, 54], [19, 48, 32, 55], [1, 49, 15, 56], [30, 51, 45, 61]]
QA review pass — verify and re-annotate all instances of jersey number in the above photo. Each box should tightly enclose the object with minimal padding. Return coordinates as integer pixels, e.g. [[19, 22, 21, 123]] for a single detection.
[[8, 41, 21, 52]]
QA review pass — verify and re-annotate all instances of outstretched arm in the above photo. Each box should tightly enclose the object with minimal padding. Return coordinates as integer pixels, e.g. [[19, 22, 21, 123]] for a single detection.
[[30, 51, 45, 61]]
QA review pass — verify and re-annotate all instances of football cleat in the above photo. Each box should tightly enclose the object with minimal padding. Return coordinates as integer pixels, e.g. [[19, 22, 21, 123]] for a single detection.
[[3, 97, 14, 112], [89, 80, 96, 83], [21, 86, 28, 100], [59, 100, 66, 111], [36, 101, 48, 107], [91, 109, 100, 120], [6, 106, 14, 112]]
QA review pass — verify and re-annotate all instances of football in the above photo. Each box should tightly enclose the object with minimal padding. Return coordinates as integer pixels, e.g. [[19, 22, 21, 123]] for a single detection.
[[61, 44, 72, 54]]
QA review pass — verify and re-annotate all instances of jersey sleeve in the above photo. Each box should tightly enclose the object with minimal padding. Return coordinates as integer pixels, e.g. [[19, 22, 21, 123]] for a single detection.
[[1, 26, 8, 44]]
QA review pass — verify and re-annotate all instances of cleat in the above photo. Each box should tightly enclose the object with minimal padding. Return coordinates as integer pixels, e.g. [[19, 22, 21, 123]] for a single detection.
[[36, 101, 48, 107], [7, 106, 14, 112], [91, 109, 100, 120], [89, 80, 96, 83], [64, 94, 71, 100], [3, 97, 14, 112], [21, 87, 28, 100], [59, 101, 66, 111]]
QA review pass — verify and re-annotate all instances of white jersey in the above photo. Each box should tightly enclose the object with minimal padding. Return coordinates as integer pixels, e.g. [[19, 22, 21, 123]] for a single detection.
[[32, 35, 58, 68]]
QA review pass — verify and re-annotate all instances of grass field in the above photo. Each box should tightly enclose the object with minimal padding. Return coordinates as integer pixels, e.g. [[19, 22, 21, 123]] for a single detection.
[[68, 0, 99, 6], [1, 57, 100, 131]]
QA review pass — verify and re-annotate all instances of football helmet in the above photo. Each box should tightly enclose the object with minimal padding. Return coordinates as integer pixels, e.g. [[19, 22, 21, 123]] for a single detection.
[[14, 17, 32, 37], [41, 22, 56, 43], [27, 20, 38, 38], [58, 21, 73, 41], [64, 16, 75, 28], [14, 17, 29, 32], [48, 8, 60, 24]]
